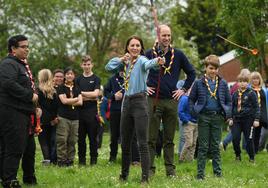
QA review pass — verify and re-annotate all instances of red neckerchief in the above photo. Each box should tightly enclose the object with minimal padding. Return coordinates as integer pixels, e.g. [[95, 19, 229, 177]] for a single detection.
[[21, 59, 35, 91]]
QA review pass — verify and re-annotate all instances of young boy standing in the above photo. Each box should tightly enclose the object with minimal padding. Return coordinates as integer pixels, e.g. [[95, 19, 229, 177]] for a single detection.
[[76, 55, 101, 165], [229, 73, 260, 162], [189, 55, 232, 180]]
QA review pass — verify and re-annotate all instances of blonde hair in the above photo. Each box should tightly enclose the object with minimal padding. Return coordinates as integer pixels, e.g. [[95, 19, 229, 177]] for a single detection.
[[237, 72, 250, 82], [38, 69, 56, 99], [204, 54, 220, 68], [240, 68, 251, 77], [250, 71, 263, 87]]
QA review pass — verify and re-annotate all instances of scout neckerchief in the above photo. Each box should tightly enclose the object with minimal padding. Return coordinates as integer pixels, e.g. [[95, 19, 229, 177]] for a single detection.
[[204, 74, 219, 99], [64, 81, 75, 109], [237, 88, 246, 112], [19, 56, 43, 135], [252, 86, 261, 107], [10, 54, 42, 135], [123, 56, 139, 91], [152, 45, 174, 75], [21, 59, 36, 91], [96, 97, 105, 126]]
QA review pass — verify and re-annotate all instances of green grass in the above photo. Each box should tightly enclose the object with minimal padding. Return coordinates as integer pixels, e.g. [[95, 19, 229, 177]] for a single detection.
[[18, 131, 268, 188]]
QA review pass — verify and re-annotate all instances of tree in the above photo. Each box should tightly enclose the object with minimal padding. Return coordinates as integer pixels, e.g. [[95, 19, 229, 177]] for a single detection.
[[0, 1, 13, 58], [171, 0, 229, 59], [69, 0, 134, 66], [217, 0, 268, 76], [167, 2, 200, 73], [2, 0, 79, 74], [0, 0, 202, 82]]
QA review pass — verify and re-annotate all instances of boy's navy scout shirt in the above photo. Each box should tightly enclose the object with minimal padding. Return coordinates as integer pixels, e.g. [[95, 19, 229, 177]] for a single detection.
[[232, 88, 260, 120]]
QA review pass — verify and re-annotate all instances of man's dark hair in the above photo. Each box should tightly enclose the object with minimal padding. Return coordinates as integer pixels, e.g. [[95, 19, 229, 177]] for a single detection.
[[8, 35, 28, 52], [64, 67, 75, 75], [53, 68, 64, 76]]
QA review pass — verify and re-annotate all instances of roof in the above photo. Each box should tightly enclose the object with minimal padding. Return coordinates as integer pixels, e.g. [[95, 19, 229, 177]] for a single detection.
[[219, 50, 238, 65]]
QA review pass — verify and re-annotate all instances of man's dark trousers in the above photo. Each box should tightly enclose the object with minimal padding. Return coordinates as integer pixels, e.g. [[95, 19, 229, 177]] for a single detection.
[[148, 97, 178, 176], [0, 105, 29, 182], [78, 108, 99, 164], [22, 134, 36, 183]]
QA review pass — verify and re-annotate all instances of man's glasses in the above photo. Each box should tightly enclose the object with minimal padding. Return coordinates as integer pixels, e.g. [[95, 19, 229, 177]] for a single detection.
[[18, 45, 29, 49]]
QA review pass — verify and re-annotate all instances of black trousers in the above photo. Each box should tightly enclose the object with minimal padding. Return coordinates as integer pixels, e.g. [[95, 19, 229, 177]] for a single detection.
[[231, 116, 255, 160], [253, 123, 262, 154], [0, 105, 29, 182], [131, 133, 140, 162], [22, 134, 36, 182], [38, 124, 57, 162], [78, 108, 99, 163], [109, 111, 121, 158], [120, 93, 150, 179]]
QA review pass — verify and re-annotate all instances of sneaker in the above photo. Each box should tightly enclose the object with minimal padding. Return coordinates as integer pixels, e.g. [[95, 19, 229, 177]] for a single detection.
[[66, 160, 74, 166], [196, 175, 204, 180], [119, 174, 127, 181], [166, 170, 176, 177], [42, 159, 51, 166], [23, 176, 37, 185], [79, 158, 86, 165], [109, 156, 116, 163], [215, 173, 222, 178], [2, 180, 22, 188], [131, 161, 140, 166], [235, 155, 241, 161], [57, 160, 68, 167], [249, 159, 255, 163], [90, 158, 97, 166], [141, 175, 149, 184]]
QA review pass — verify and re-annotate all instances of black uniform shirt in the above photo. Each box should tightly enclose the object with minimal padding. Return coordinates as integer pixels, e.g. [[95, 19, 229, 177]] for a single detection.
[[76, 74, 101, 109], [57, 84, 81, 120]]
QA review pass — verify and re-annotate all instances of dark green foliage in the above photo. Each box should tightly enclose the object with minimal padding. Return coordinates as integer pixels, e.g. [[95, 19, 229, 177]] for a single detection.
[[217, 0, 268, 76], [172, 0, 230, 59]]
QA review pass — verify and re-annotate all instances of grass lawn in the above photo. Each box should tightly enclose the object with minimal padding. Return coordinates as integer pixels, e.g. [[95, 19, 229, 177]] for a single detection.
[[17, 131, 268, 188]]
